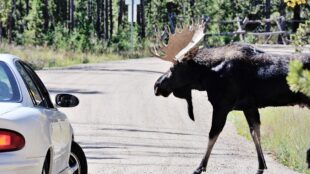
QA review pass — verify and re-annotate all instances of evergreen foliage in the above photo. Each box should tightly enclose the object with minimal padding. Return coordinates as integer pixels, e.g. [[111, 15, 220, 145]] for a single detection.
[[0, 0, 11, 23], [287, 60, 310, 96], [0, 0, 309, 55], [286, 2, 310, 97]]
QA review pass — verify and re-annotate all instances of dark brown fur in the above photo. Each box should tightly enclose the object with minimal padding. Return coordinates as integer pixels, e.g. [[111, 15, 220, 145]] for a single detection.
[[154, 43, 310, 174]]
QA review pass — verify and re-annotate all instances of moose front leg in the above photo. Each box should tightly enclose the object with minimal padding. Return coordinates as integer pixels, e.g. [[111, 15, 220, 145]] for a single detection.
[[193, 109, 229, 174], [243, 109, 267, 174]]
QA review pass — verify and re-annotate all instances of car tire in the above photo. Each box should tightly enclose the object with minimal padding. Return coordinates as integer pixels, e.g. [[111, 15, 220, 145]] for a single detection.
[[70, 141, 88, 174], [42, 154, 50, 174]]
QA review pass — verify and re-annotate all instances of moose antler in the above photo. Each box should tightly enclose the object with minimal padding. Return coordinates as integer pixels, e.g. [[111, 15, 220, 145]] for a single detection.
[[150, 23, 205, 63]]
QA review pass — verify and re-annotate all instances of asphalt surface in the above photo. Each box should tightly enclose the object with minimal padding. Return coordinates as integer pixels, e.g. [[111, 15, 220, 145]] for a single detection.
[[38, 58, 300, 174]]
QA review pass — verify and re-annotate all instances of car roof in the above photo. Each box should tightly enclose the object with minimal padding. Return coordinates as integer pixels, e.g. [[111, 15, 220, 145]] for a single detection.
[[0, 54, 20, 64]]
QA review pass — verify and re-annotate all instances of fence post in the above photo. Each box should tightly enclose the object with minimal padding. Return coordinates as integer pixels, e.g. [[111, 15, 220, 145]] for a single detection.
[[276, 17, 287, 45], [236, 17, 244, 41]]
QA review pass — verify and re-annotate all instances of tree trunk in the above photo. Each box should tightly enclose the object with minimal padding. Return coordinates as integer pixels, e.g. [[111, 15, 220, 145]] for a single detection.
[[265, 0, 271, 32], [140, 0, 146, 38], [63, 0, 68, 24], [87, 0, 92, 22], [55, 0, 67, 24], [69, 0, 75, 31], [118, 0, 124, 28], [18, 0, 23, 16], [56, 0, 60, 22], [96, 0, 101, 38], [190, 0, 195, 18], [278, 0, 286, 44], [104, 0, 109, 40], [101, 0, 105, 39], [0, 21, 2, 43], [43, 0, 49, 32], [26, 0, 29, 14], [109, 0, 113, 38], [279, 0, 286, 17], [137, 3, 141, 26], [8, 0, 16, 44], [292, 5, 301, 32]]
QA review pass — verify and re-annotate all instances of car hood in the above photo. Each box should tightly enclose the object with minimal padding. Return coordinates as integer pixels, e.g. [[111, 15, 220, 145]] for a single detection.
[[0, 103, 23, 116]]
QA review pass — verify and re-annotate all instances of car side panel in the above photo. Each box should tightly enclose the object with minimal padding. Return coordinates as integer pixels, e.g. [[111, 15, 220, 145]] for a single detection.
[[0, 107, 72, 174], [43, 108, 72, 174], [0, 155, 44, 174], [0, 107, 50, 158]]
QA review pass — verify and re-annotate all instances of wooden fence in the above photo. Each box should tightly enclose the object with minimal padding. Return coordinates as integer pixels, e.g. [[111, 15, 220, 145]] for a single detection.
[[204, 16, 308, 45]]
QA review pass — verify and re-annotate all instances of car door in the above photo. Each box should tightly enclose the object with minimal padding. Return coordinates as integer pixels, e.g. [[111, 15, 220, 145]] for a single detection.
[[15, 61, 72, 173]]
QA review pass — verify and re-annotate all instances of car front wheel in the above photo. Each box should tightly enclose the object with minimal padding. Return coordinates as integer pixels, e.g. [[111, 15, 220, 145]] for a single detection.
[[69, 141, 88, 174], [42, 152, 50, 174]]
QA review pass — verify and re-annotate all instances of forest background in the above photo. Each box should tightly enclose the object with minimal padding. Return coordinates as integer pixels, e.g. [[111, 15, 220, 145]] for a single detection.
[[0, 0, 309, 68]]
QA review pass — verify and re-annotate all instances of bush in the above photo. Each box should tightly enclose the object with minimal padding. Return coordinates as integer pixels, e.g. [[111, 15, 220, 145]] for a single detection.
[[287, 60, 310, 96]]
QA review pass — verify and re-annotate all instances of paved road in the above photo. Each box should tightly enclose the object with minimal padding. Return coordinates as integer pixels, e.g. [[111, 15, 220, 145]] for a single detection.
[[38, 58, 300, 174]]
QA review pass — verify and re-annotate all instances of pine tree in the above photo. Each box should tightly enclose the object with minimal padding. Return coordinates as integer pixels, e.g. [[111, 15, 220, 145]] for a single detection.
[[0, 0, 12, 42], [24, 0, 45, 45], [109, 0, 113, 39], [43, 0, 49, 32], [8, 0, 16, 44], [118, 0, 124, 28], [69, 0, 75, 31]]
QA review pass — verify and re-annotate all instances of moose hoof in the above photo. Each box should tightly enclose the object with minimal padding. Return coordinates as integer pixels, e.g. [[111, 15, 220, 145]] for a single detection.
[[193, 167, 206, 174], [256, 169, 264, 174]]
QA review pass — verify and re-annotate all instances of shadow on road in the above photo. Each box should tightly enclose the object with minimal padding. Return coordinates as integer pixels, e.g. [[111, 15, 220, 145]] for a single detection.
[[79, 141, 202, 150], [87, 156, 123, 160], [65, 66, 165, 75], [48, 88, 103, 95], [99, 127, 200, 136]]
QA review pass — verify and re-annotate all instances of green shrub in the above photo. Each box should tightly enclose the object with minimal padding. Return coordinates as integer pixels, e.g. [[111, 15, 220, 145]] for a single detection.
[[287, 60, 310, 96], [0, 44, 123, 69]]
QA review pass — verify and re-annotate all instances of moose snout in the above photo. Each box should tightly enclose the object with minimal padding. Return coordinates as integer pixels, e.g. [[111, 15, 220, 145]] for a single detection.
[[154, 73, 173, 97], [154, 80, 172, 97], [154, 85, 160, 96]]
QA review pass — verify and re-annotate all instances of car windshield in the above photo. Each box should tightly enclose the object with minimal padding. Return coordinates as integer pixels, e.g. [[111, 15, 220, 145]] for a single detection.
[[0, 61, 21, 102]]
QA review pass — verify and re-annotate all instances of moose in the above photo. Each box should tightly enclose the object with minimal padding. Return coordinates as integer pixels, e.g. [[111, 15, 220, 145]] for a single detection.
[[151, 23, 310, 174]]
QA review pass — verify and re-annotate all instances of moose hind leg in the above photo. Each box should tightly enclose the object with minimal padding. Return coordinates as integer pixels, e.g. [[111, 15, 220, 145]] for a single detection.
[[193, 109, 229, 174], [243, 109, 267, 174], [307, 148, 310, 168]]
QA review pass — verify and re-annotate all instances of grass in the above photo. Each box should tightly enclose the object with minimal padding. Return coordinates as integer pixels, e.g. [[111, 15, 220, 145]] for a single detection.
[[230, 107, 310, 174], [0, 44, 130, 69]]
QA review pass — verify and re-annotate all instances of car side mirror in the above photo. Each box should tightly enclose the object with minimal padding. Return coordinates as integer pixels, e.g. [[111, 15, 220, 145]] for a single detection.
[[55, 94, 79, 107]]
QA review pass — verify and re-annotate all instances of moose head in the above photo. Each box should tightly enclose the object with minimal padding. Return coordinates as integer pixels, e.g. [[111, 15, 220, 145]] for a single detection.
[[151, 23, 205, 121], [154, 60, 197, 120]]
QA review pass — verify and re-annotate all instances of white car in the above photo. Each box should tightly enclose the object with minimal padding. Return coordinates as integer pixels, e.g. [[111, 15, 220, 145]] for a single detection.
[[0, 54, 87, 174]]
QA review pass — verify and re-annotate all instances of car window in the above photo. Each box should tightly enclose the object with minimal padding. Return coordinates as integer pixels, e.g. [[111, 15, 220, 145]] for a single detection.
[[22, 63, 54, 108], [0, 62, 21, 102], [15, 62, 47, 107]]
